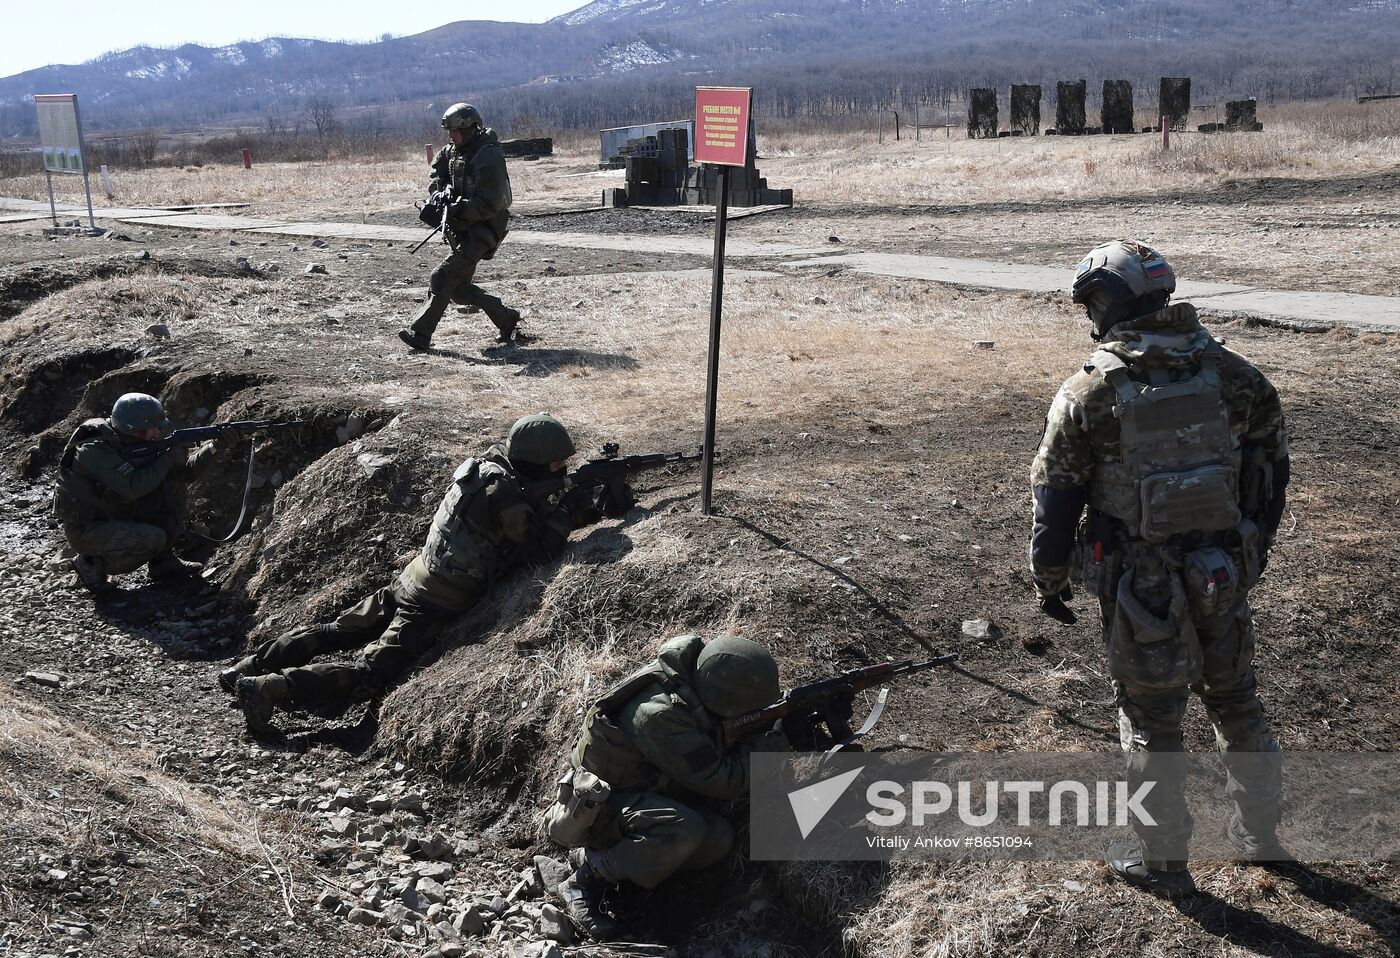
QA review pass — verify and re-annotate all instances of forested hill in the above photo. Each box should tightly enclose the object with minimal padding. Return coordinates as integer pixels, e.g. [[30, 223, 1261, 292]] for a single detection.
[[2, 0, 1398, 137]]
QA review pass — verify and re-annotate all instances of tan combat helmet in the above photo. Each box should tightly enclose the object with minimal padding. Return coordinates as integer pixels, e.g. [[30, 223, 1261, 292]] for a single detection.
[[1071, 240, 1177, 339]]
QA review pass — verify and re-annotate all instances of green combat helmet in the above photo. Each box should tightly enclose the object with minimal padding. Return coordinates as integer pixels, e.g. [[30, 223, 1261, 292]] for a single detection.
[[110, 393, 171, 436], [441, 103, 483, 132], [505, 414, 576, 466], [1071, 240, 1177, 340], [695, 635, 780, 718]]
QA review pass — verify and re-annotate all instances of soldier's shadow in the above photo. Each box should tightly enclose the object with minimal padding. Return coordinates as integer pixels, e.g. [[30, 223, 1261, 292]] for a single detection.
[[1175, 862, 1399, 956], [430, 342, 640, 377]]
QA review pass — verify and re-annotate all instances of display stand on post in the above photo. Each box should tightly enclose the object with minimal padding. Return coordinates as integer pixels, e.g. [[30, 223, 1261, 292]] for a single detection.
[[34, 93, 97, 232], [694, 86, 753, 516]]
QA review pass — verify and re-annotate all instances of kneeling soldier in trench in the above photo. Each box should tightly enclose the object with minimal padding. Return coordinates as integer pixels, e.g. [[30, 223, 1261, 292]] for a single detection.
[[1029, 241, 1291, 896], [543, 634, 803, 941], [54, 392, 221, 593], [222, 414, 610, 736]]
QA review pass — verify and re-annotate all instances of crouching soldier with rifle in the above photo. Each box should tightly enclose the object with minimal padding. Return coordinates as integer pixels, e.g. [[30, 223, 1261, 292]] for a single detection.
[[542, 634, 794, 941], [53, 392, 259, 593], [222, 414, 612, 737]]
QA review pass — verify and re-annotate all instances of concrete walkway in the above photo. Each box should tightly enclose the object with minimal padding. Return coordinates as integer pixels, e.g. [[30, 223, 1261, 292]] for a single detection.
[[784, 252, 1400, 330], [6, 198, 1398, 330]]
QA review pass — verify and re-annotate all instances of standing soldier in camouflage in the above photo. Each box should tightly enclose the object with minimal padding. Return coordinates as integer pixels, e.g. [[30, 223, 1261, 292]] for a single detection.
[[54, 393, 218, 592], [222, 415, 610, 736], [1029, 241, 1292, 896], [542, 634, 793, 940], [399, 103, 519, 351]]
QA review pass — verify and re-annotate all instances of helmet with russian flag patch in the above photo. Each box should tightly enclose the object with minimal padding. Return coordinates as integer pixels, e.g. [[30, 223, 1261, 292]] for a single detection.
[[1071, 241, 1176, 339]]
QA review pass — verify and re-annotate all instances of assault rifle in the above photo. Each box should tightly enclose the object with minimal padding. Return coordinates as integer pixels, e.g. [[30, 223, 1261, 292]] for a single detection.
[[723, 654, 959, 751], [124, 419, 305, 458], [528, 443, 704, 513], [411, 187, 454, 254]]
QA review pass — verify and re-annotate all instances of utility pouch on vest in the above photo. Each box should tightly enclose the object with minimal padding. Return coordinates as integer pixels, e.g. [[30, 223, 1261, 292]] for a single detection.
[[542, 766, 612, 848], [1109, 568, 1203, 688], [1182, 545, 1239, 618], [1232, 518, 1263, 589], [1139, 464, 1242, 544]]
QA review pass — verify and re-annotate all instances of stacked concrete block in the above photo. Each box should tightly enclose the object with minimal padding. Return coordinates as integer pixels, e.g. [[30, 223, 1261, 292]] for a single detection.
[[1225, 99, 1264, 132], [614, 127, 692, 204], [1158, 78, 1191, 130], [1010, 84, 1042, 135], [682, 163, 792, 208], [967, 88, 999, 138], [1056, 80, 1087, 135], [1102, 80, 1135, 134], [499, 137, 553, 159]]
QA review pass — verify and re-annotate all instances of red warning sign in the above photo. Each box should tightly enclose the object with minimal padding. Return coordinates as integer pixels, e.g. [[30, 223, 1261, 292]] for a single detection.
[[694, 86, 752, 167]]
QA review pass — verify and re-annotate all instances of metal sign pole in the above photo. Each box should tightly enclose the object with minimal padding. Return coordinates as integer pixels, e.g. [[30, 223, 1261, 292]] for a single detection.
[[699, 162, 731, 516], [44, 169, 57, 226], [69, 95, 97, 230]]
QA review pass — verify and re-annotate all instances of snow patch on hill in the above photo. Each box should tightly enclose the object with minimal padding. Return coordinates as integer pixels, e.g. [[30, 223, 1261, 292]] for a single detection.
[[595, 38, 685, 73]]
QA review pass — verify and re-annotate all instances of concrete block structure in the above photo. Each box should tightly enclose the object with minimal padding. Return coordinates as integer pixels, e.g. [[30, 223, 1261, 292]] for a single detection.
[[1056, 80, 1087, 135], [1158, 78, 1191, 130], [603, 126, 792, 208], [968, 88, 999, 138], [1225, 99, 1264, 131], [1102, 80, 1135, 134], [1010, 84, 1042, 135]]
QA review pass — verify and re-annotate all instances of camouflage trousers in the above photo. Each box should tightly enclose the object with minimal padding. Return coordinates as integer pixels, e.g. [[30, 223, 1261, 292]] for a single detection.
[[242, 581, 454, 709], [409, 235, 513, 338], [585, 792, 735, 890], [65, 520, 171, 575], [1104, 584, 1281, 870]]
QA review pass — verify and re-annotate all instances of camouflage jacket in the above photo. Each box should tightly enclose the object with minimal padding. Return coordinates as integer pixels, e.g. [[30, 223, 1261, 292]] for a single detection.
[[1029, 304, 1288, 598], [402, 444, 574, 613], [429, 128, 511, 253], [571, 634, 789, 801], [54, 418, 215, 531]]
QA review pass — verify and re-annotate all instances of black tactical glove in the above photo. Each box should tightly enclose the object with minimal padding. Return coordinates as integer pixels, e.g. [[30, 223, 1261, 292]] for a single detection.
[[418, 201, 443, 228], [1038, 586, 1077, 625], [599, 482, 635, 518], [558, 484, 598, 520], [777, 711, 821, 752]]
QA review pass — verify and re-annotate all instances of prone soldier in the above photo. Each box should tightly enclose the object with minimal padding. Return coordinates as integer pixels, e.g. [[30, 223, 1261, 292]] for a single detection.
[[223, 414, 612, 735], [1029, 241, 1291, 895], [399, 103, 519, 351]]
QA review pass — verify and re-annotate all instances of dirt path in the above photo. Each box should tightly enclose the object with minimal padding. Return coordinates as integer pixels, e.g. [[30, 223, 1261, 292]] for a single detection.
[[11, 196, 1398, 331]]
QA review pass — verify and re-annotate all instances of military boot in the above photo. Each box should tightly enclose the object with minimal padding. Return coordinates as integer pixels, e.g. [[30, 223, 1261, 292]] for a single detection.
[[148, 552, 205, 583], [71, 555, 113, 593], [1227, 813, 1292, 862], [237, 674, 290, 737], [490, 307, 521, 343], [398, 329, 432, 351], [556, 850, 620, 941], [1107, 842, 1195, 898], [219, 655, 260, 694]]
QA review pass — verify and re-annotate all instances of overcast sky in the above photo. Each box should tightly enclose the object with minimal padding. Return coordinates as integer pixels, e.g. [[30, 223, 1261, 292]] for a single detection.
[[2, 0, 585, 78]]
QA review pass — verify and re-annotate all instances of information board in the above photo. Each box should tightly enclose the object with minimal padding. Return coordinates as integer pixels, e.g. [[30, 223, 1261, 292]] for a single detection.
[[35, 94, 86, 174], [694, 87, 752, 167]]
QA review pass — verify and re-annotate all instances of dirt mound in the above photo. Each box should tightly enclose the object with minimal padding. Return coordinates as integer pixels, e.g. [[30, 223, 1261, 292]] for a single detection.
[[0, 688, 361, 957], [0, 253, 257, 321]]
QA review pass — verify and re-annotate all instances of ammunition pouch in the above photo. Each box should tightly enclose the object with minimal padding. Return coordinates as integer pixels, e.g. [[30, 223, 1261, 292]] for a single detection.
[[1108, 567, 1203, 689], [1138, 464, 1241, 544], [543, 766, 612, 848]]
